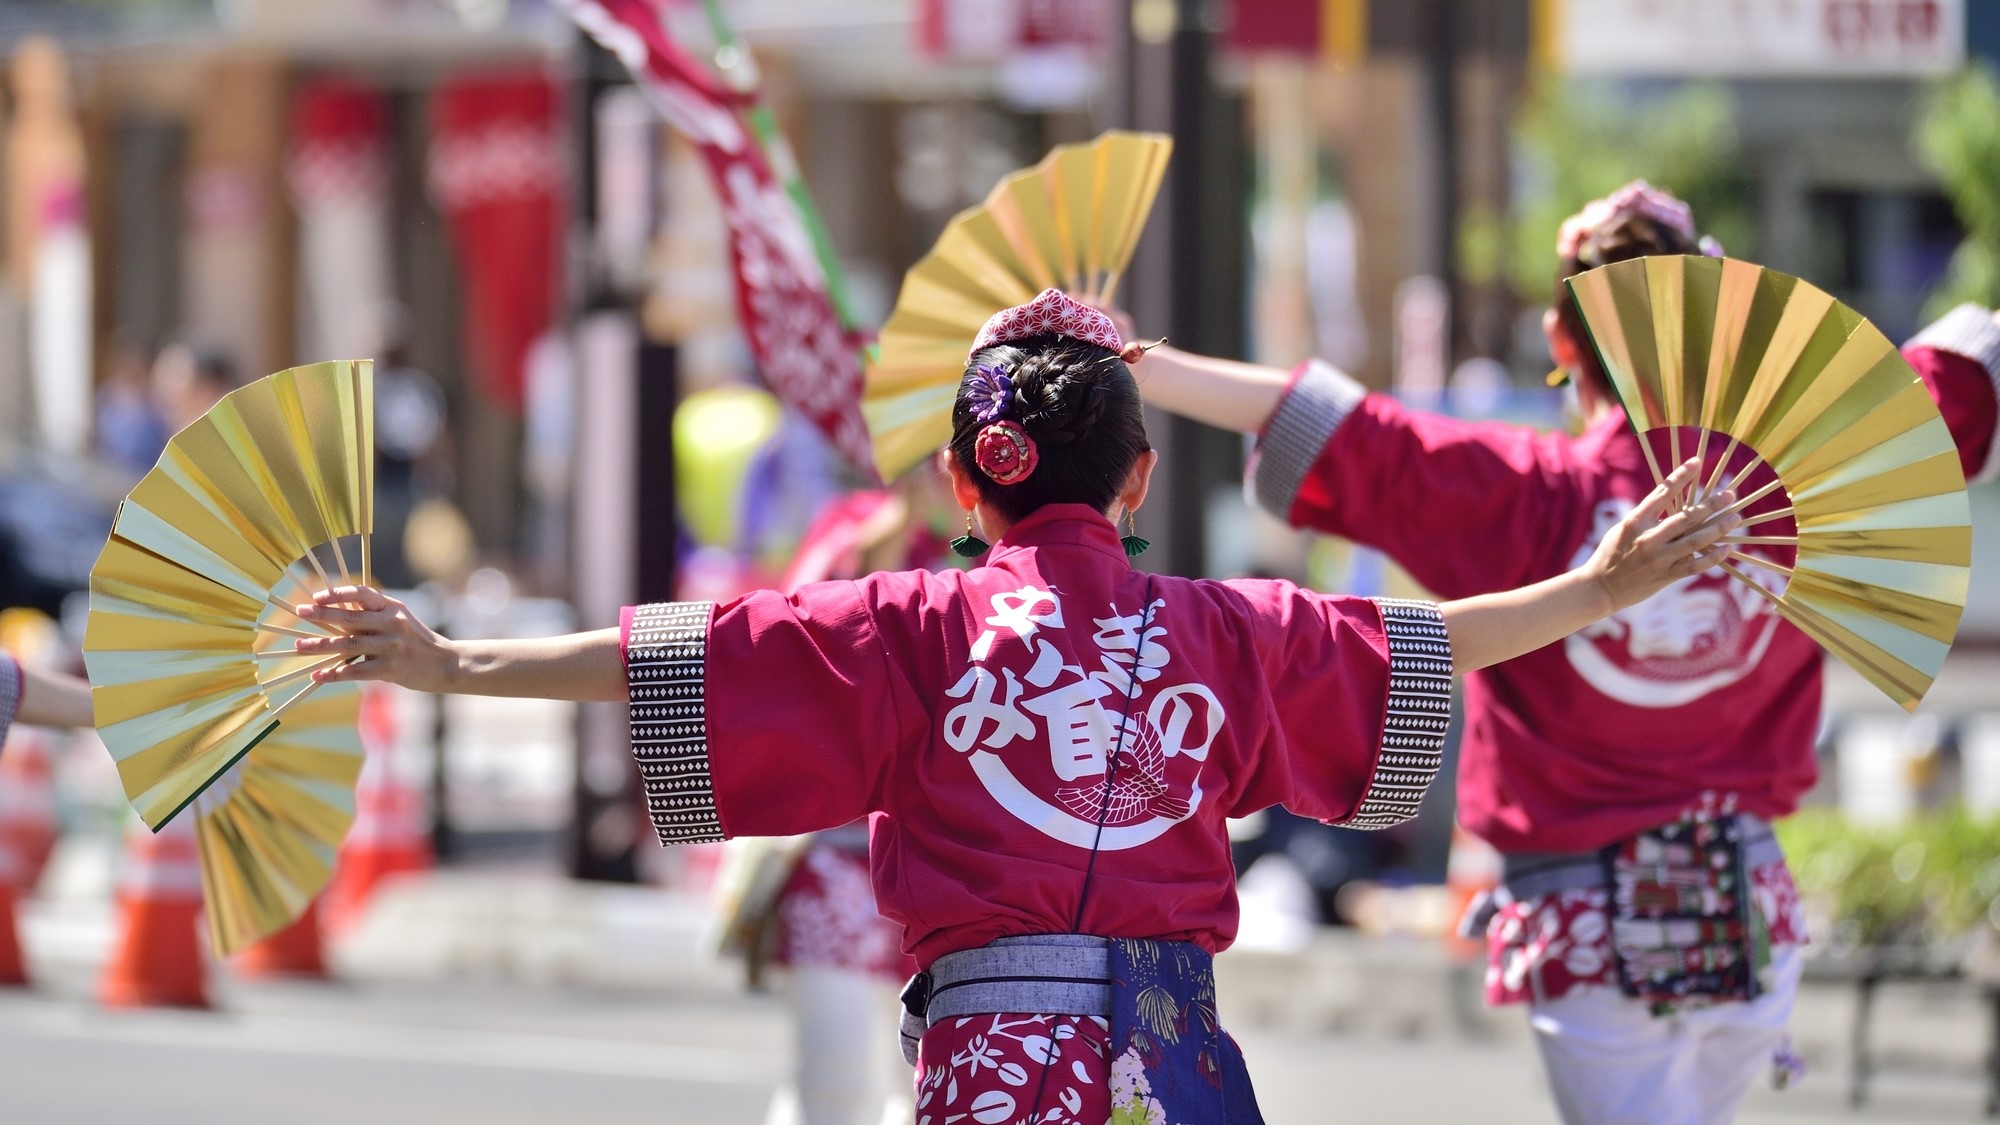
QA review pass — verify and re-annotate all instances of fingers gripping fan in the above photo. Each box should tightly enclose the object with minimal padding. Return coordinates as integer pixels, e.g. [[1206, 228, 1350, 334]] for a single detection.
[[1566, 256, 1970, 710], [862, 130, 1172, 481], [85, 359, 375, 954]]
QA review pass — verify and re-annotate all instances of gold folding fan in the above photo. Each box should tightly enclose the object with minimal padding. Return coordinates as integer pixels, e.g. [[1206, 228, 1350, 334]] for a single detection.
[[862, 130, 1172, 480], [1566, 255, 1970, 710], [85, 359, 375, 953]]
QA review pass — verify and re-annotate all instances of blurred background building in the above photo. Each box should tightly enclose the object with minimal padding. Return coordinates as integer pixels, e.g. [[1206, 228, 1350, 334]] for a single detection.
[[0, 0, 1995, 936], [2, 2, 2000, 1119]]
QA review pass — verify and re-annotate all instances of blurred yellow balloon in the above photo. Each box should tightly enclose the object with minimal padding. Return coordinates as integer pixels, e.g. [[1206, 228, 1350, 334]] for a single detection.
[[404, 498, 477, 586], [675, 385, 782, 550]]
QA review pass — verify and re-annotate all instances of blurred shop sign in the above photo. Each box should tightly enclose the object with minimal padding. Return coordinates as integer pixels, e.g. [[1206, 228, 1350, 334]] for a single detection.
[[917, 0, 1112, 59], [1222, 0, 1366, 66], [215, 0, 555, 39], [1539, 0, 1965, 77]]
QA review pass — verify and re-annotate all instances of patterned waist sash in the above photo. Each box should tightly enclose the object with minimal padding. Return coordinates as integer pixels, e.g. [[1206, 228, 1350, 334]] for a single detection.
[[900, 934, 1265, 1124], [1496, 814, 1781, 901], [1461, 814, 1785, 1009]]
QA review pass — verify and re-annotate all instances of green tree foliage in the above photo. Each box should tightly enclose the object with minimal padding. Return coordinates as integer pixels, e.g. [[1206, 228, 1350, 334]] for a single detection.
[[1477, 78, 1755, 302], [1779, 807, 2000, 954], [1920, 64, 2000, 318]]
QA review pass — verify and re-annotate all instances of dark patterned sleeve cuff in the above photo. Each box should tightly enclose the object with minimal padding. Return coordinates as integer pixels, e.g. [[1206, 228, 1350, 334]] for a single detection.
[[1909, 303, 2000, 482], [0, 653, 19, 741], [1911, 303, 2000, 375], [1338, 598, 1452, 830], [1247, 359, 1368, 521], [626, 601, 724, 846]]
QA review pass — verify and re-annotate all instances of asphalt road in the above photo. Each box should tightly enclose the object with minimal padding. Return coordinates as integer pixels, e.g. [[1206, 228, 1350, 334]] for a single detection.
[[0, 973, 1989, 1124]]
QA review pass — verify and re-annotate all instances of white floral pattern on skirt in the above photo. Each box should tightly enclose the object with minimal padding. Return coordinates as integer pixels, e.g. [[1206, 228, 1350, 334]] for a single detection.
[[914, 1014, 1112, 1125]]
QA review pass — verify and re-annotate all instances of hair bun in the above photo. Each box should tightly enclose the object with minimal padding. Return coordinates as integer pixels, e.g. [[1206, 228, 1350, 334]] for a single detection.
[[1011, 353, 1114, 446]]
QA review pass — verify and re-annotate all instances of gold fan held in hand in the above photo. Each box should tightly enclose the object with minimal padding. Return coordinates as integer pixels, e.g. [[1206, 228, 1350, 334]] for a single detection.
[[1566, 255, 1971, 710], [861, 130, 1172, 481], [84, 359, 376, 954]]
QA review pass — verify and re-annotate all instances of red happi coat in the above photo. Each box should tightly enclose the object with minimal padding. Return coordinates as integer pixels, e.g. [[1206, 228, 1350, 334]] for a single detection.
[[1249, 305, 2000, 857], [622, 505, 1450, 966]]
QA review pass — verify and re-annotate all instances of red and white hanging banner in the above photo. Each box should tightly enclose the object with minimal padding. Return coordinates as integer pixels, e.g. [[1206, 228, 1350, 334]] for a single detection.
[[917, 0, 1109, 59], [428, 71, 566, 414], [553, 0, 876, 479], [288, 78, 393, 363]]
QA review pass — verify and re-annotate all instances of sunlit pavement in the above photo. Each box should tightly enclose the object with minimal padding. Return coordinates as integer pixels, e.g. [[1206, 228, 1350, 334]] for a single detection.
[[4, 844, 1993, 1124], [0, 967, 1990, 1124]]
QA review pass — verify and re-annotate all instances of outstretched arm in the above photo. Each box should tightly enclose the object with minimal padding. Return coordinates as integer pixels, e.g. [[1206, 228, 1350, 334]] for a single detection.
[[15, 665, 95, 728], [1116, 308, 1579, 598], [1130, 345, 1293, 434], [1903, 304, 2000, 481], [294, 589, 626, 702], [1437, 459, 1736, 674]]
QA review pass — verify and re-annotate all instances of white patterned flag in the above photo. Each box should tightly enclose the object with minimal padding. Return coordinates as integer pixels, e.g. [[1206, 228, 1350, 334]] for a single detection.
[[553, 0, 877, 480]]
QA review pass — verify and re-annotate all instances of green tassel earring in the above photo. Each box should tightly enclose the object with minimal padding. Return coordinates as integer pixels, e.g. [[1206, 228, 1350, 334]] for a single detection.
[[950, 512, 990, 558], [1121, 510, 1150, 558]]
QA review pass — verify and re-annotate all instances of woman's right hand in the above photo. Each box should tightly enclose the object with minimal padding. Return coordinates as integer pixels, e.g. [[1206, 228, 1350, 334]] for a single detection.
[[294, 585, 460, 694]]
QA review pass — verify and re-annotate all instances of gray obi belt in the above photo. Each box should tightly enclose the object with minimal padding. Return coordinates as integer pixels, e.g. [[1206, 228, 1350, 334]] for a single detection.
[[898, 935, 1109, 1066], [899, 934, 1268, 1124], [1458, 814, 1784, 940]]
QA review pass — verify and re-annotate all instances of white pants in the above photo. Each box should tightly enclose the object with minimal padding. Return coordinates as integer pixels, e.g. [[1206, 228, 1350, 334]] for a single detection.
[[1528, 947, 1803, 1125], [763, 967, 912, 1125]]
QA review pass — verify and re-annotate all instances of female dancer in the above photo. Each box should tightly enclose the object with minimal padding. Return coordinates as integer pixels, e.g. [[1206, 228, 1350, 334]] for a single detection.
[[1121, 183, 2000, 1122], [292, 289, 1736, 1122]]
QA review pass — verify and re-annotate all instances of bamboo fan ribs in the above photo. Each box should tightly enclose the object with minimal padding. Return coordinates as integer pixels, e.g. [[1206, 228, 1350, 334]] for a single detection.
[[862, 130, 1172, 481], [84, 359, 375, 954], [1566, 255, 1971, 711]]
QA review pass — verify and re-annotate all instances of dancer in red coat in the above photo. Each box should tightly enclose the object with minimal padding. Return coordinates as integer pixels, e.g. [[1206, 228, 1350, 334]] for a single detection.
[[295, 289, 1736, 1124], [1121, 182, 1999, 1123]]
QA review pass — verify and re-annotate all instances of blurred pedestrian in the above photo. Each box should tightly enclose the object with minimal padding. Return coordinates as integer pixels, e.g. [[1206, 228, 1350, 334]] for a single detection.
[[290, 289, 1735, 1123], [94, 330, 168, 477], [368, 304, 451, 590], [745, 483, 954, 1125], [150, 343, 236, 437], [1123, 181, 2000, 1123]]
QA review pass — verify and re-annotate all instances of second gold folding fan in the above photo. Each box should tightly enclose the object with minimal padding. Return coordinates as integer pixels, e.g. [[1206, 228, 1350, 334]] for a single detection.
[[862, 130, 1172, 481], [85, 359, 374, 953], [1566, 256, 1971, 710]]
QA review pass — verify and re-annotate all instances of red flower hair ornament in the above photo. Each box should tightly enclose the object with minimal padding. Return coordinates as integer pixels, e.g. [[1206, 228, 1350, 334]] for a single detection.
[[974, 419, 1038, 485]]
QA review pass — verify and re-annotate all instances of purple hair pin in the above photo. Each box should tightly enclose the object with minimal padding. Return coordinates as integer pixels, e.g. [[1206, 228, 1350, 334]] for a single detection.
[[968, 363, 1014, 423]]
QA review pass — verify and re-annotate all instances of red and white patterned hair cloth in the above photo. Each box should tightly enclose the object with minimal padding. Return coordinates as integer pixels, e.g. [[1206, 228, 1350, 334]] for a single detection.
[[969, 288, 1132, 360], [1556, 179, 1724, 264]]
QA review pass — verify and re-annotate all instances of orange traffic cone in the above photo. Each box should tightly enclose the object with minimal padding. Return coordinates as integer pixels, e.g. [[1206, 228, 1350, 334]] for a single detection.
[[0, 728, 58, 890], [322, 687, 431, 934], [99, 817, 209, 1009], [0, 768, 35, 988], [1445, 823, 1503, 962], [232, 899, 329, 979], [0, 853, 28, 986]]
